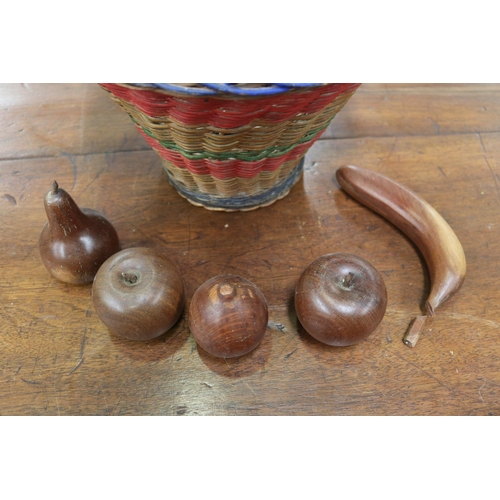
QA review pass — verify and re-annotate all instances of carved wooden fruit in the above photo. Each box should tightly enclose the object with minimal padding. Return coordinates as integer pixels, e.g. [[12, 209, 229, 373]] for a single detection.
[[189, 275, 268, 358], [336, 164, 466, 347], [39, 181, 120, 284], [295, 253, 387, 346], [92, 247, 185, 341], [336, 165, 466, 318]]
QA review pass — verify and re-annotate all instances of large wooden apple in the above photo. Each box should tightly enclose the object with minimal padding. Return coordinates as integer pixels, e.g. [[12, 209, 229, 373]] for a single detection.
[[295, 253, 387, 346], [92, 247, 185, 341]]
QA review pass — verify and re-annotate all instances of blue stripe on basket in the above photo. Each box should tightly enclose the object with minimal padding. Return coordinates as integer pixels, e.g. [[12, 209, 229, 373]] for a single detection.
[[166, 158, 305, 210], [201, 83, 291, 95], [274, 83, 325, 88], [137, 83, 219, 95], [131, 83, 323, 97]]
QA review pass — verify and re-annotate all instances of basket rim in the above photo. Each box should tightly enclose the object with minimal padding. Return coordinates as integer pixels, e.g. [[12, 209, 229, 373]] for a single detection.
[[129, 83, 325, 96]]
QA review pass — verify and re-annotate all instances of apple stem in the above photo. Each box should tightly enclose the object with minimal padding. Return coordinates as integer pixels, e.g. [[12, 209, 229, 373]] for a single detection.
[[218, 283, 237, 300], [343, 272, 354, 288], [121, 272, 138, 285], [403, 315, 427, 348]]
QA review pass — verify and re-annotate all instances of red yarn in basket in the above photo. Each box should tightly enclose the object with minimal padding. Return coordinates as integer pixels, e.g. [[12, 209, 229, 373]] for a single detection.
[[138, 128, 318, 179], [101, 83, 359, 128]]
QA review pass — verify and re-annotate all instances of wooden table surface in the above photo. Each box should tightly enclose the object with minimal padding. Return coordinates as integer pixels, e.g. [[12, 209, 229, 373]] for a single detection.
[[1, 83, 499, 416]]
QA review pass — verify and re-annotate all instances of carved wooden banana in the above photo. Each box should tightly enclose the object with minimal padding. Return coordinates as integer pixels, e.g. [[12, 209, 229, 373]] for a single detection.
[[336, 164, 466, 347]]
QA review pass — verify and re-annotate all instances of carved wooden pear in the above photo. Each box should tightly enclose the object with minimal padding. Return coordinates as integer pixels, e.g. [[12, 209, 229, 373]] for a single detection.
[[39, 181, 120, 284]]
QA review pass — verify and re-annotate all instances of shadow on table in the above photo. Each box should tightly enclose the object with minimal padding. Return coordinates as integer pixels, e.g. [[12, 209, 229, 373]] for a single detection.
[[108, 318, 190, 362], [196, 329, 273, 378]]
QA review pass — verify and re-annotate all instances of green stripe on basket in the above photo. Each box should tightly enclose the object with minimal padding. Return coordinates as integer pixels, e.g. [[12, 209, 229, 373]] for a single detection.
[[134, 120, 333, 161]]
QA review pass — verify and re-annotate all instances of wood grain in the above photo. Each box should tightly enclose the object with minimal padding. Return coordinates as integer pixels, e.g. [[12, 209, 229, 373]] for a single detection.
[[0, 83, 147, 159], [1, 84, 499, 415], [324, 83, 500, 139]]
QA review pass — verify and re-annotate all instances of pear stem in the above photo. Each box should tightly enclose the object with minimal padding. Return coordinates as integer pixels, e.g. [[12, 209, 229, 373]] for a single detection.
[[52, 180, 59, 194]]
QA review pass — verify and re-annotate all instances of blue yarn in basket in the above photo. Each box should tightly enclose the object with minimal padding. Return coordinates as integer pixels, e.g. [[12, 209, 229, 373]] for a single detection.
[[167, 158, 305, 211], [131, 83, 323, 96]]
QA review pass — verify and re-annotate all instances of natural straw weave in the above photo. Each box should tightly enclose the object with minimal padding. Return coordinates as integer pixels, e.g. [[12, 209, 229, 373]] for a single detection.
[[100, 83, 361, 211]]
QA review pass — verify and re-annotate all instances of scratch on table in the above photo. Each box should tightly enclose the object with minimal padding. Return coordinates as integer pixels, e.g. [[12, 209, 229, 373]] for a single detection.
[[22, 241, 39, 262], [69, 328, 87, 375], [109, 380, 129, 416], [30, 354, 40, 374], [55, 393, 61, 416], [284, 348, 298, 359], [385, 137, 398, 160], [263, 259, 277, 291], [80, 166, 107, 195], [270, 337, 296, 367], [21, 377, 41, 385], [346, 376, 384, 398], [61, 152, 79, 190], [478, 381, 487, 404], [437, 166, 447, 178], [220, 242, 283, 275], [477, 132, 487, 154], [68, 358, 83, 375], [108, 392, 123, 415], [79, 84, 88, 154], [446, 313, 500, 329], [313, 365, 328, 385], [477, 132, 500, 201], [484, 156, 500, 202], [244, 381, 257, 398], [390, 350, 480, 402], [163, 325, 186, 349], [429, 118, 440, 134], [2, 194, 17, 205]]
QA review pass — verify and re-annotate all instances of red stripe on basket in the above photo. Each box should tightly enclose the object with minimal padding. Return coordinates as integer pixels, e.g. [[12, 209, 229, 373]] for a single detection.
[[101, 83, 360, 128], [138, 127, 322, 179]]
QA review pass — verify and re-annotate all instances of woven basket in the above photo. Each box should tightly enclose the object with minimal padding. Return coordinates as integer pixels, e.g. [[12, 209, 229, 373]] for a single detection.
[[100, 83, 361, 211]]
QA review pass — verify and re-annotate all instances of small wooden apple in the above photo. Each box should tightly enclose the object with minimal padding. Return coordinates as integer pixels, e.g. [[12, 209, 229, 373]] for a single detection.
[[92, 247, 185, 341], [295, 253, 387, 346], [189, 275, 268, 358]]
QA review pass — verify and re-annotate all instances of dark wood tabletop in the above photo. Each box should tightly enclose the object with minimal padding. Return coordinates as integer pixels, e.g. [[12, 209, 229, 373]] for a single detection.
[[1, 83, 499, 416]]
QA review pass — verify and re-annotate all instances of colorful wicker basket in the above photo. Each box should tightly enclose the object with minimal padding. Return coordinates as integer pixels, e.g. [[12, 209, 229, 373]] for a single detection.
[[99, 83, 361, 211]]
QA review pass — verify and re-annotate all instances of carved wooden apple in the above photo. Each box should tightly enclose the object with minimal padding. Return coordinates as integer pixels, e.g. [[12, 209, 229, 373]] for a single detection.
[[92, 247, 185, 341], [295, 253, 387, 346], [189, 275, 268, 358]]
